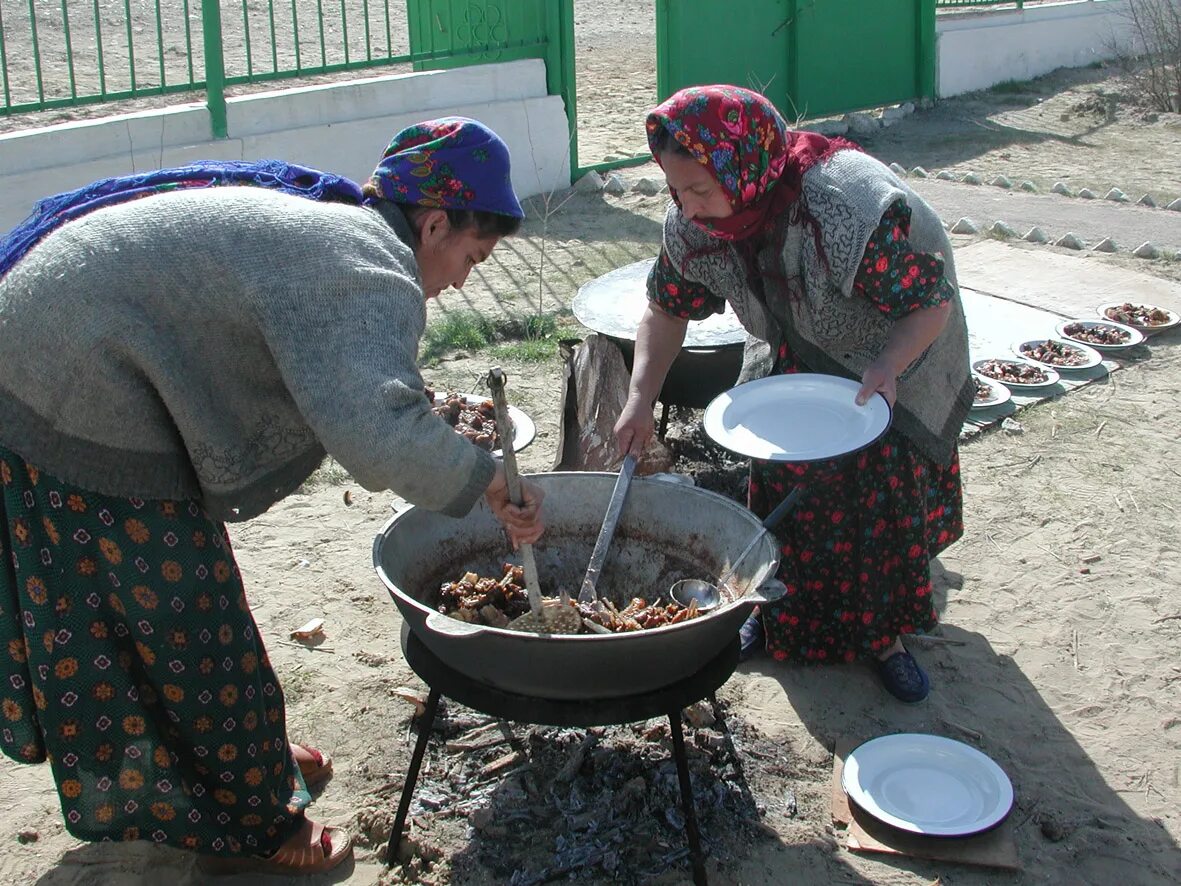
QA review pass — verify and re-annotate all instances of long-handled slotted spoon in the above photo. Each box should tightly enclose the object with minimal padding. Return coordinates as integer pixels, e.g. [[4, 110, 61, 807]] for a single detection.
[[578, 453, 636, 609], [486, 369, 582, 634]]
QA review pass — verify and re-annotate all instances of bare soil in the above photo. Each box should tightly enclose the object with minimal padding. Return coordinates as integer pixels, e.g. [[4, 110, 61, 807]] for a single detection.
[[3, 5, 1181, 886]]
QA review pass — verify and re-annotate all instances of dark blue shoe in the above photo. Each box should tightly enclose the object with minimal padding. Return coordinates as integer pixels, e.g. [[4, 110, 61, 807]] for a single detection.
[[877, 649, 930, 703], [738, 611, 765, 661]]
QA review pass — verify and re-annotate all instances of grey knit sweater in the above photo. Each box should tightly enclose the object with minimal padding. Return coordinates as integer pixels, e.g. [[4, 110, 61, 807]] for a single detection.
[[0, 187, 494, 521]]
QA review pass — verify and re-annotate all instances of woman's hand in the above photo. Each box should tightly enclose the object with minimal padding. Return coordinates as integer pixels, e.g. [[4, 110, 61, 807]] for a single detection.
[[856, 359, 898, 408], [613, 303, 690, 456], [484, 463, 545, 548], [856, 301, 953, 408], [614, 393, 657, 457]]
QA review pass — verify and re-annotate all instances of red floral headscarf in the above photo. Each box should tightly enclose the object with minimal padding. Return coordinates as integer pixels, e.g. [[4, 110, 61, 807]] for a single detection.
[[646, 85, 858, 241]]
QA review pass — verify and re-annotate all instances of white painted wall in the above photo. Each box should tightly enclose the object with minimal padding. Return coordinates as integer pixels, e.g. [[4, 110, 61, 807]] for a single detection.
[[936, 0, 1139, 98], [0, 59, 571, 233]]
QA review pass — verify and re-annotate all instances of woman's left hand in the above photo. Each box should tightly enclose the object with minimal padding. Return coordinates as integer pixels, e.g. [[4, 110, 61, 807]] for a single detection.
[[856, 359, 898, 408]]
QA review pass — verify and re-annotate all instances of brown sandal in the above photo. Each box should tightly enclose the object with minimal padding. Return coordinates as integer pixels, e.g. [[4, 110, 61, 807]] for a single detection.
[[294, 742, 334, 789], [198, 817, 353, 876]]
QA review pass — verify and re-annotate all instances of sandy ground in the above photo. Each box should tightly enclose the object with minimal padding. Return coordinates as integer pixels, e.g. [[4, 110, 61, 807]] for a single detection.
[[4, 5, 1181, 885]]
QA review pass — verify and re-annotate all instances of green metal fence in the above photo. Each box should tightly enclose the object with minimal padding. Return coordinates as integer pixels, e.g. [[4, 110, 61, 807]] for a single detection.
[[657, 0, 936, 124], [0, 0, 574, 154]]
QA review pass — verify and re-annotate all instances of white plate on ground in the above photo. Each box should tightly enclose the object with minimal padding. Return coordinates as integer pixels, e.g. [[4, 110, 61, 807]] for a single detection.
[[972, 358, 1060, 391], [971, 372, 1011, 410], [842, 733, 1015, 837], [702, 374, 891, 462], [1011, 338, 1102, 372], [1055, 319, 1144, 352], [432, 393, 535, 457], [1097, 301, 1180, 336]]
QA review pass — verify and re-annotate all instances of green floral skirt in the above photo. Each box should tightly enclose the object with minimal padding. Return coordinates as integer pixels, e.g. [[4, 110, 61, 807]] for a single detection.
[[0, 444, 308, 856]]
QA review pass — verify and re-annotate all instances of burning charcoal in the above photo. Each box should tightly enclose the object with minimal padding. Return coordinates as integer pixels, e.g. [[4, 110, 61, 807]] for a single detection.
[[665, 806, 686, 831], [784, 788, 798, 817], [555, 734, 598, 782], [694, 729, 726, 753], [683, 700, 716, 728]]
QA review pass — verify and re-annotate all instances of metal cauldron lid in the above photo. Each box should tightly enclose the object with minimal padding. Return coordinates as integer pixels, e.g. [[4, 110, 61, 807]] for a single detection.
[[573, 258, 746, 348]]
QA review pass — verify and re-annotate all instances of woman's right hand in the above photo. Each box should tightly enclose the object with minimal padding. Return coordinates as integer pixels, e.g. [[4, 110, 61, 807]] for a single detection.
[[484, 464, 545, 548], [613, 303, 689, 457], [614, 394, 657, 457]]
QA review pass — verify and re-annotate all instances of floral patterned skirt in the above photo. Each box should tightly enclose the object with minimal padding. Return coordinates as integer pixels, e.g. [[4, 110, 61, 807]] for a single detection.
[[0, 444, 308, 856], [748, 416, 962, 664]]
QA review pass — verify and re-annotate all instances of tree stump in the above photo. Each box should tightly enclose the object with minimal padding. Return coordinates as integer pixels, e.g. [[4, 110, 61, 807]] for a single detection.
[[553, 334, 673, 473]]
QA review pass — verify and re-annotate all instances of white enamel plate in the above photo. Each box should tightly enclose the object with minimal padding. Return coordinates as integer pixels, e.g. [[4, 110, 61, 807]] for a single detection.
[[842, 733, 1015, 837], [971, 372, 1011, 410], [433, 394, 536, 457], [703, 374, 891, 462], [1011, 338, 1102, 372], [1055, 319, 1144, 352]]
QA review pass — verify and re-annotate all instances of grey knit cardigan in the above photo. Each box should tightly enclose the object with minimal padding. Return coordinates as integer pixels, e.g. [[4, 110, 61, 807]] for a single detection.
[[0, 187, 494, 521]]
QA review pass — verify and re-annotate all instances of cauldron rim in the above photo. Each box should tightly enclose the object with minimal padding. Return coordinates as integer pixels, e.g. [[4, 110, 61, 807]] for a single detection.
[[372, 472, 775, 643]]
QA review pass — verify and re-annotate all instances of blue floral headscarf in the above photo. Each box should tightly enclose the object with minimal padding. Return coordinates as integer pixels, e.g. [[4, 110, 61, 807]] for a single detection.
[[368, 117, 524, 219]]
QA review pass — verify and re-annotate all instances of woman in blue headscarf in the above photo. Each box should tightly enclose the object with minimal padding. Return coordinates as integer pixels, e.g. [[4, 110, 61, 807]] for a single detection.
[[0, 117, 538, 874]]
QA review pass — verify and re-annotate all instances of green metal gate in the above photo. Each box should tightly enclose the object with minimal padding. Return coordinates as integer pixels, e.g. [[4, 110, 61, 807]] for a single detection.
[[406, 1, 578, 167], [656, 0, 935, 122]]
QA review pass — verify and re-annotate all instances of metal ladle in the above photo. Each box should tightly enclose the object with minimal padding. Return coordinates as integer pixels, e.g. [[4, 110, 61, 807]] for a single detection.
[[670, 484, 805, 612]]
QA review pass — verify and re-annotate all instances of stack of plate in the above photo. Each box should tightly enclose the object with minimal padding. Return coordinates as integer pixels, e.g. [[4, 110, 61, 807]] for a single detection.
[[842, 734, 1015, 837]]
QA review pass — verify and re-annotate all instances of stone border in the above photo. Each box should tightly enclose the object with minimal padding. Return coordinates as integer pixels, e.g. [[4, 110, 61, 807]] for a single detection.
[[885, 164, 1181, 262]]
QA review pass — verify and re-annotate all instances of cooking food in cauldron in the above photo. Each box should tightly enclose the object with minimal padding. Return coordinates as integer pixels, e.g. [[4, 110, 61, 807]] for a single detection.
[[976, 359, 1050, 385], [1103, 302, 1173, 328], [579, 597, 702, 632], [437, 563, 531, 628], [1061, 321, 1130, 346], [436, 566, 705, 633], [1017, 339, 1088, 367], [424, 386, 501, 451]]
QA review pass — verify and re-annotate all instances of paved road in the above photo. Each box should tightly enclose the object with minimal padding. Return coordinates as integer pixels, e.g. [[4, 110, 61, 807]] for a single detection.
[[907, 178, 1181, 252]]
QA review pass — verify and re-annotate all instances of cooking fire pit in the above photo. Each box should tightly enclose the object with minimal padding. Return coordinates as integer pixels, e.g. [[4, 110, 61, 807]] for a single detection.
[[386, 631, 738, 885]]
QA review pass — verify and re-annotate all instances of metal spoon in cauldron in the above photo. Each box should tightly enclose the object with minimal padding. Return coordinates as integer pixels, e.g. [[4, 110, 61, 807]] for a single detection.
[[670, 484, 805, 612], [486, 369, 583, 634]]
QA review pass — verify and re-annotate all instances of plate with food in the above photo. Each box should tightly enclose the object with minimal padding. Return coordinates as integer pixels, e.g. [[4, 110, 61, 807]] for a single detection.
[[1097, 301, 1180, 335], [972, 357, 1060, 390], [971, 372, 1011, 410], [426, 388, 536, 456], [1055, 319, 1144, 352], [1011, 338, 1102, 371]]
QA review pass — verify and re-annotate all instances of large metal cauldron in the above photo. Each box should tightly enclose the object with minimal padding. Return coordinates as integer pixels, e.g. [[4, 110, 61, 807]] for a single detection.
[[573, 259, 745, 409], [373, 473, 779, 700]]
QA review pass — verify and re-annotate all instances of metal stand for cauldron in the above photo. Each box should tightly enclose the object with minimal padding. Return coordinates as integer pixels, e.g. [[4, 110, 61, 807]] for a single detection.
[[386, 632, 739, 886]]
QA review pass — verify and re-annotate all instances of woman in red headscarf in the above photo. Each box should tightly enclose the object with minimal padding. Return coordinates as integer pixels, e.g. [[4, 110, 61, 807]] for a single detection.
[[615, 86, 972, 703]]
